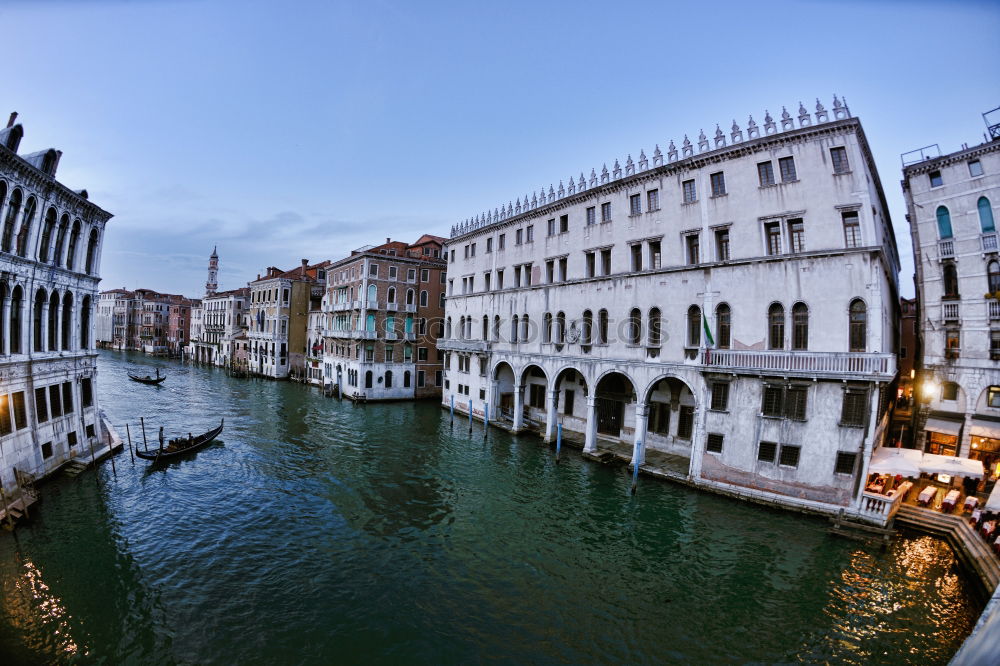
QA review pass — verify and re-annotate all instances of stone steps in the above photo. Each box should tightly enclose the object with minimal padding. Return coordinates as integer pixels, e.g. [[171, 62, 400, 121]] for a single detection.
[[896, 505, 1000, 595]]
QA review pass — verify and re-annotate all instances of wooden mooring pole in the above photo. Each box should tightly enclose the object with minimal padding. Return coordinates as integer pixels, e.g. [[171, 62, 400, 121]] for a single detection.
[[126, 423, 134, 464], [140, 417, 149, 453]]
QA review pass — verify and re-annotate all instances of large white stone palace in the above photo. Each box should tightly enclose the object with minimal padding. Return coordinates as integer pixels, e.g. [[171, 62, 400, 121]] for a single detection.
[[440, 97, 902, 523], [0, 113, 113, 517]]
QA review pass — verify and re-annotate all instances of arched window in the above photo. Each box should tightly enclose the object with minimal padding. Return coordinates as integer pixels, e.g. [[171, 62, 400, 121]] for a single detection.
[[365, 284, 376, 303], [66, 221, 81, 270], [33, 289, 45, 352], [48, 291, 59, 351], [39, 207, 56, 262], [62, 293, 72, 350], [366, 313, 376, 331], [385, 370, 393, 388], [0, 283, 6, 352], [2, 189, 21, 252], [54, 214, 68, 266], [465, 317, 472, 340], [768, 303, 784, 349], [15, 197, 36, 257], [404, 314, 413, 334], [81, 295, 91, 348], [849, 299, 867, 352], [521, 314, 529, 342], [979, 197, 995, 233], [511, 315, 519, 343], [582, 310, 593, 346], [419, 290, 428, 307], [387, 287, 396, 303], [556, 312, 566, 344], [481, 316, 488, 341], [648, 307, 661, 345], [687, 305, 701, 347], [936, 206, 953, 239], [716, 303, 731, 349], [365, 370, 373, 388], [988, 261, 1000, 294], [406, 289, 415, 305], [493, 315, 501, 341], [598, 309, 609, 344], [543, 313, 552, 343], [457, 316, 464, 339], [792, 302, 808, 350], [10, 285, 21, 353], [628, 308, 641, 345], [943, 263, 959, 298]]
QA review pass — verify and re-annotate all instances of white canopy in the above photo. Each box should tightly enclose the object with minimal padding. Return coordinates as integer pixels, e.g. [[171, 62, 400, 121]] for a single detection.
[[970, 419, 1000, 440], [924, 418, 962, 436], [919, 452, 985, 479], [985, 483, 1000, 512], [869, 447, 923, 477]]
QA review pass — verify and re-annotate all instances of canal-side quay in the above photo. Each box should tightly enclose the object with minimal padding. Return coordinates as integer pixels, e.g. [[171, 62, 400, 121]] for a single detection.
[[0, 350, 989, 663]]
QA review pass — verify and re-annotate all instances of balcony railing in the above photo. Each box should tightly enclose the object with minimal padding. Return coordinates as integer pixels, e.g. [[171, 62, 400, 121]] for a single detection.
[[385, 331, 398, 341], [982, 233, 998, 253], [437, 338, 489, 352], [386, 302, 399, 311], [404, 303, 418, 313], [943, 302, 960, 322], [858, 490, 904, 527], [366, 300, 380, 310], [989, 300, 1000, 320], [701, 348, 896, 378], [939, 239, 955, 259]]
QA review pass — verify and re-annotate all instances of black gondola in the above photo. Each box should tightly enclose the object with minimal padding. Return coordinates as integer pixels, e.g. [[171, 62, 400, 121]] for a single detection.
[[135, 420, 224, 462], [128, 368, 166, 385]]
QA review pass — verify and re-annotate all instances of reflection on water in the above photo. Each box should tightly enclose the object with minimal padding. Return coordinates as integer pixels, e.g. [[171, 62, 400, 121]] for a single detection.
[[0, 351, 984, 664]]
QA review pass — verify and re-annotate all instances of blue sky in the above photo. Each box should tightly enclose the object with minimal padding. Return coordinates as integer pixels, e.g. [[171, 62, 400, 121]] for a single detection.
[[5, 0, 999, 297]]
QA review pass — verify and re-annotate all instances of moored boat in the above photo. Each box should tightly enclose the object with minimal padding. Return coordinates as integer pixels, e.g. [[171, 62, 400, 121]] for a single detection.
[[135, 420, 224, 462]]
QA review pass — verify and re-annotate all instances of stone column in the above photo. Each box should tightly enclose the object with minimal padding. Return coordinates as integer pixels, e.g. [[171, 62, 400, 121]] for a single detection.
[[512, 382, 524, 433], [960, 411, 975, 459], [544, 387, 558, 442], [584, 395, 598, 454], [632, 401, 649, 466], [2, 300, 10, 356]]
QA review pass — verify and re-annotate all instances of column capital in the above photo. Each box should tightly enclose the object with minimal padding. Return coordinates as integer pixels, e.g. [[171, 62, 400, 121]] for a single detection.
[[634, 401, 650, 416], [586, 395, 597, 407]]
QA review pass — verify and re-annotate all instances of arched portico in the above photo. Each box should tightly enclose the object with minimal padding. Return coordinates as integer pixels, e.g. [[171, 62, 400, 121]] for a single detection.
[[635, 375, 699, 468], [547, 366, 587, 443], [519, 364, 547, 434], [586, 370, 638, 454]]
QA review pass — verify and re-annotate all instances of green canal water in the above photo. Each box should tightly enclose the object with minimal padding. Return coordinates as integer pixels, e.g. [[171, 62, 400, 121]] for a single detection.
[[0, 351, 984, 664]]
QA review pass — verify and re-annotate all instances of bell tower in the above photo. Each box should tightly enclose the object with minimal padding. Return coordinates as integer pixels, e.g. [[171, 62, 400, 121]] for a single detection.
[[206, 246, 218, 296]]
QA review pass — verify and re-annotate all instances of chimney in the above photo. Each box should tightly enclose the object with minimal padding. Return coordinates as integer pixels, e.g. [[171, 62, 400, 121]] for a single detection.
[[6, 112, 16, 128], [386, 237, 390, 244]]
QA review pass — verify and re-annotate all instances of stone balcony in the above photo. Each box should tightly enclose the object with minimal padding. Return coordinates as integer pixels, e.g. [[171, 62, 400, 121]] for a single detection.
[[437, 339, 490, 353], [701, 348, 896, 380]]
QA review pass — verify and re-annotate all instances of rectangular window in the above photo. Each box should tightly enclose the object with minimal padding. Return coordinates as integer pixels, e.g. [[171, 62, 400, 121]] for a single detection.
[[418, 347, 428, 361], [710, 172, 726, 197], [498, 234, 506, 250], [417, 371, 425, 387], [560, 214, 568, 233], [526, 226, 534, 242], [629, 194, 642, 216], [558, 257, 567, 282], [682, 179, 697, 203], [715, 229, 730, 261], [601, 202, 612, 222], [648, 402, 670, 435], [686, 234, 699, 265], [842, 212, 861, 248], [946, 329, 960, 357], [987, 386, 1000, 408], [0, 395, 10, 435], [585, 252, 595, 278], [370, 263, 379, 276], [85, 423, 95, 438], [710, 382, 729, 411], [529, 384, 545, 408], [758, 441, 777, 463], [649, 240, 661, 269], [82, 378, 93, 407], [765, 222, 782, 255], [67, 431, 77, 449], [787, 218, 804, 253], [706, 433, 724, 454], [407, 268, 416, 281], [586, 207, 596, 226], [41, 442, 53, 459], [389, 266, 398, 279], [470, 243, 476, 258], [516, 229, 523, 245], [779, 445, 800, 468], [524, 263, 532, 286], [841, 388, 868, 426], [835, 452, 857, 475], [384, 345, 394, 362], [601, 249, 612, 275], [677, 405, 694, 439], [49, 385, 62, 418], [35, 387, 48, 423], [486, 238, 493, 253], [762, 385, 783, 417], [784, 386, 807, 420], [546, 260, 555, 283], [929, 170, 943, 187], [779, 156, 797, 182], [420, 269, 429, 282], [484, 272, 491, 291], [496, 269, 504, 290], [758, 161, 775, 186], [547, 218, 556, 236], [631, 244, 642, 272], [969, 160, 984, 177], [830, 146, 850, 174], [647, 189, 659, 211]]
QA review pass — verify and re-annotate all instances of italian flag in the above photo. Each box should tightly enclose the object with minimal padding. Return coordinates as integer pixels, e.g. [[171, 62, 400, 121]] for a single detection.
[[703, 313, 715, 364]]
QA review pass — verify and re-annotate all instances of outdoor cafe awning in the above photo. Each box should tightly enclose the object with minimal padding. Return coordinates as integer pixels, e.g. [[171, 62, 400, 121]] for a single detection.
[[986, 482, 1000, 512], [924, 418, 963, 437], [970, 419, 1000, 440], [869, 446, 923, 477], [919, 452, 984, 479]]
